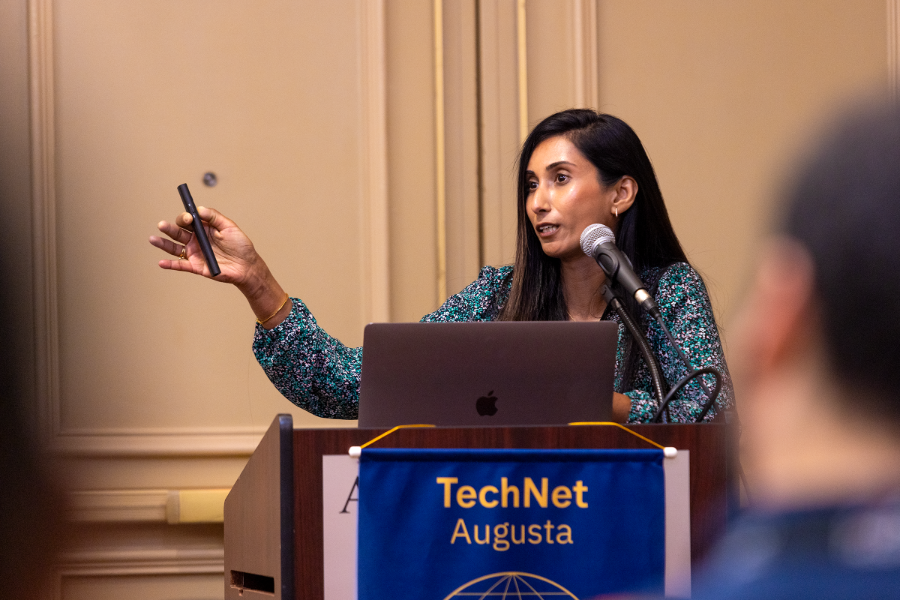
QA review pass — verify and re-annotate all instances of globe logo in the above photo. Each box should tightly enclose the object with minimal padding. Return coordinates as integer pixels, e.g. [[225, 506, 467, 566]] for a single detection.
[[442, 572, 579, 599]]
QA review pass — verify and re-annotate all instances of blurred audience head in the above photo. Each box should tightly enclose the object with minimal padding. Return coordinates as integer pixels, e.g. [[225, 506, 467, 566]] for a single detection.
[[733, 98, 900, 508], [782, 101, 900, 420]]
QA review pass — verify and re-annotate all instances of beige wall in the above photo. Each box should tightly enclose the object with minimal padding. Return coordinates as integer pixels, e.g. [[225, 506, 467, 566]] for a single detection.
[[595, 0, 888, 327], [0, 1, 892, 598]]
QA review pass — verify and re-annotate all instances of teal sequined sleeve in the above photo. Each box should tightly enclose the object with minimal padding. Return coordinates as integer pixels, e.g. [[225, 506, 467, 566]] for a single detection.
[[618, 263, 734, 423], [252, 263, 732, 422], [420, 266, 513, 322], [252, 298, 363, 419], [251, 266, 512, 419]]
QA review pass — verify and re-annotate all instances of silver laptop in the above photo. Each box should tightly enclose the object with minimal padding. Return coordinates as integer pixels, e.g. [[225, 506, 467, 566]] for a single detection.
[[358, 321, 618, 428]]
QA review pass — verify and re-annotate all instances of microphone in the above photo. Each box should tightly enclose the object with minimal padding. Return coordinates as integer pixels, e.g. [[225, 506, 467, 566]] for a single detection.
[[580, 224, 659, 315]]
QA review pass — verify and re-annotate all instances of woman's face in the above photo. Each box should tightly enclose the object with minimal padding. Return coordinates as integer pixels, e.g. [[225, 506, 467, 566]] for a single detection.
[[525, 136, 618, 262]]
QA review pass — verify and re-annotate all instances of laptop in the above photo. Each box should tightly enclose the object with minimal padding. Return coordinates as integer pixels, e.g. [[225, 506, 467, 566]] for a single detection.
[[357, 321, 618, 428]]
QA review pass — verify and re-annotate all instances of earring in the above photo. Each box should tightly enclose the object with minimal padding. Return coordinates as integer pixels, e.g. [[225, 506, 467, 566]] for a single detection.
[[615, 206, 618, 218]]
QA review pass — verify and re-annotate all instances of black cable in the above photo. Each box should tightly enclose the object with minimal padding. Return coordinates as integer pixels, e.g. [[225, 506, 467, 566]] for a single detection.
[[651, 367, 722, 423], [601, 285, 668, 408]]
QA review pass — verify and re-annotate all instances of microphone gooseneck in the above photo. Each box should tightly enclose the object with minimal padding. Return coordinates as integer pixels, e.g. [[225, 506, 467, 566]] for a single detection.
[[600, 285, 667, 407]]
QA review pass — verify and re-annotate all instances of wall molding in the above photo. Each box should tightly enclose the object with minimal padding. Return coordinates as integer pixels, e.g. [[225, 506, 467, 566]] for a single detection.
[[51, 421, 352, 457], [53, 429, 266, 457], [516, 0, 528, 142], [360, 0, 390, 323], [69, 490, 170, 523], [58, 547, 224, 577], [890, 0, 900, 99], [434, 0, 448, 302], [69, 488, 231, 523], [476, 0, 520, 269], [28, 0, 60, 444], [47, 549, 223, 600], [440, 0, 481, 293], [572, 0, 600, 109]]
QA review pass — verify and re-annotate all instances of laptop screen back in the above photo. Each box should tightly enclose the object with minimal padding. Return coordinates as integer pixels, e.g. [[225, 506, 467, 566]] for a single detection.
[[358, 321, 617, 428]]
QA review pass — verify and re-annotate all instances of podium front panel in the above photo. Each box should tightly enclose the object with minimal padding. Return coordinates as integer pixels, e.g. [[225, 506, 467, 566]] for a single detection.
[[293, 424, 733, 599]]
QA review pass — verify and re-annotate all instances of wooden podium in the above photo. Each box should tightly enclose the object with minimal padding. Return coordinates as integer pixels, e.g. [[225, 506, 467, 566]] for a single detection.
[[224, 415, 736, 599]]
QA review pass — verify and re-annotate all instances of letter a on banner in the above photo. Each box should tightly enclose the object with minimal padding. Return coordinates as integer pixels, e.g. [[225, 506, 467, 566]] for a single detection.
[[357, 448, 666, 599]]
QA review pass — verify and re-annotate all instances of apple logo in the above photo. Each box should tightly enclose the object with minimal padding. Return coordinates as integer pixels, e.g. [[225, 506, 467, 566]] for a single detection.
[[475, 391, 498, 416]]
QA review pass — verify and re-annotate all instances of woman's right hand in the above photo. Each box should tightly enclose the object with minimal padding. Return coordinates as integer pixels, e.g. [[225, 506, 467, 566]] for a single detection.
[[150, 206, 261, 284], [149, 207, 292, 327]]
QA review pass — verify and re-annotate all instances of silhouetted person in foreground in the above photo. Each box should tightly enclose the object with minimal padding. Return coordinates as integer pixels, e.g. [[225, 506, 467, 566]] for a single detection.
[[0, 396, 65, 599], [693, 99, 900, 599]]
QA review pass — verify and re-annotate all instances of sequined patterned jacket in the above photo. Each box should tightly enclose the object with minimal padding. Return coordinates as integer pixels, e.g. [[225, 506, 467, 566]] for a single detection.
[[252, 263, 733, 423]]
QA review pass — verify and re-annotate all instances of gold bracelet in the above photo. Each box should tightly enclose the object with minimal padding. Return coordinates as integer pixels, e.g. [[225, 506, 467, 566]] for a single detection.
[[257, 293, 291, 325]]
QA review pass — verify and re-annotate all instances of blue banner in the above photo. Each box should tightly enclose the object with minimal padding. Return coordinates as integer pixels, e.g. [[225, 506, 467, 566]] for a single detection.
[[358, 448, 665, 600]]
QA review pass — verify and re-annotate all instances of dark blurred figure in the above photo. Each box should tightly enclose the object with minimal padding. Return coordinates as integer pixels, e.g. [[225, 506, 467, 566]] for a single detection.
[[693, 99, 900, 599], [0, 396, 66, 599]]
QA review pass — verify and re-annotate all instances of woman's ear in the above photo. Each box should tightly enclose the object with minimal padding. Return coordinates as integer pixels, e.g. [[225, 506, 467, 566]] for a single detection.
[[611, 176, 638, 217]]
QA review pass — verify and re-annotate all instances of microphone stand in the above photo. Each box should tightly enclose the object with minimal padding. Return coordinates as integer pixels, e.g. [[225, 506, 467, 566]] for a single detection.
[[601, 285, 669, 413]]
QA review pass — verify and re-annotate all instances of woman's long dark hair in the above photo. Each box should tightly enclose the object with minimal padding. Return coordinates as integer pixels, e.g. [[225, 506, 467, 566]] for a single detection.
[[498, 109, 689, 389]]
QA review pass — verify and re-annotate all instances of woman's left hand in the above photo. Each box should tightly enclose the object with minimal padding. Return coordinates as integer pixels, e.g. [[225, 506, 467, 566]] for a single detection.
[[612, 392, 632, 423]]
